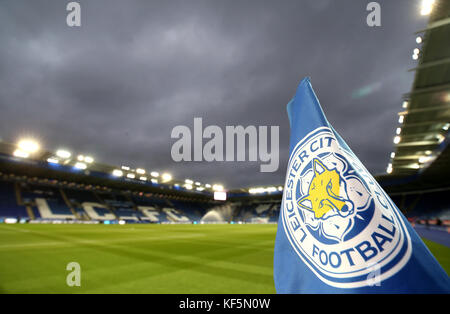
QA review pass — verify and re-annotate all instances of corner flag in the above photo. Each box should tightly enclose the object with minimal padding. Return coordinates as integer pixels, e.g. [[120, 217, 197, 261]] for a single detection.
[[274, 77, 450, 293]]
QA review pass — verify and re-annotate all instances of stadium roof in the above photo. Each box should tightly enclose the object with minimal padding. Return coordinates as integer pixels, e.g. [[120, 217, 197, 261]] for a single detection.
[[380, 0, 450, 192], [0, 140, 223, 200]]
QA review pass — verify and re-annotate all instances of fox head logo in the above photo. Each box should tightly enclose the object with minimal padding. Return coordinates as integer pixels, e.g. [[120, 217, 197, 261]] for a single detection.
[[298, 159, 354, 219]]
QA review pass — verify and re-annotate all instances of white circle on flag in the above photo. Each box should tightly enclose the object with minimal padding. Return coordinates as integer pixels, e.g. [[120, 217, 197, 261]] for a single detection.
[[281, 127, 412, 288]]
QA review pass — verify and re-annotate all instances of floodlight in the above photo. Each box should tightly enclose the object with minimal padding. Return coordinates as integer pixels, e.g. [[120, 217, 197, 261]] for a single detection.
[[386, 163, 393, 174], [74, 162, 87, 170], [56, 149, 71, 159], [418, 156, 432, 164], [13, 149, 29, 158], [161, 173, 172, 182], [18, 139, 39, 153], [420, 0, 435, 16], [112, 169, 123, 177], [266, 187, 277, 192], [47, 158, 59, 164]]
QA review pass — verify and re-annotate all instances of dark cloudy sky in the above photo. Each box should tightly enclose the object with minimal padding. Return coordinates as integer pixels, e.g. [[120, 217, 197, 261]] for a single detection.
[[0, 0, 427, 189]]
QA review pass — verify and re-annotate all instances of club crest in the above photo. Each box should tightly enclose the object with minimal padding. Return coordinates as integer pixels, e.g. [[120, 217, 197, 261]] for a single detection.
[[282, 127, 412, 288]]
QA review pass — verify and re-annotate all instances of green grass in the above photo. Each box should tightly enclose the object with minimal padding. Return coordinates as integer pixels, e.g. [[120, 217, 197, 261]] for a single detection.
[[0, 224, 276, 294], [0, 224, 448, 294], [422, 238, 450, 276]]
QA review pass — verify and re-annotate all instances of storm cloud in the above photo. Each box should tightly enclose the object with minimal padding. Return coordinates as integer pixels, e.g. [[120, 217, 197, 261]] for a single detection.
[[0, 0, 426, 188]]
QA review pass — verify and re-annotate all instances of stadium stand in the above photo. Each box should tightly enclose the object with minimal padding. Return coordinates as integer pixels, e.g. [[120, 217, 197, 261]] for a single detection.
[[0, 174, 220, 223], [0, 181, 28, 219]]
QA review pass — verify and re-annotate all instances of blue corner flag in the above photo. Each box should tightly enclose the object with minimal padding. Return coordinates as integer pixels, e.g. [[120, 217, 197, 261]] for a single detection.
[[274, 77, 450, 293]]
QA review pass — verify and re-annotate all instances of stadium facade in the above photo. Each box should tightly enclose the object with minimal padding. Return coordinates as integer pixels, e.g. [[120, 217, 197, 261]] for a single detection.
[[0, 1, 449, 226]]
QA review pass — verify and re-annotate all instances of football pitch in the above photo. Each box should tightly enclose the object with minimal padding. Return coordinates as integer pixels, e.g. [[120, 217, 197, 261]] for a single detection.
[[0, 223, 448, 294]]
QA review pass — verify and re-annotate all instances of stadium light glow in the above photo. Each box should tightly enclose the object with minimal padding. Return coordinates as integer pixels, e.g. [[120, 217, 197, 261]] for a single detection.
[[418, 156, 432, 164], [266, 186, 277, 193], [74, 162, 87, 170], [150, 171, 159, 177], [425, 150, 432, 155], [185, 179, 194, 184], [139, 176, 147, 181], [84, 156, 94, 164], [410, 163, 420, 169], [393, 136, 401, 144], [77, 155, 85, 161], [151, 178, 158, 184], [127, 173, 136, 179], [184, 184, 193, 190], [413, 48, 420, 55], [196, 187, 205, 191], [420, 0, 435, 16], [121, 166, 130, 171], [56, 149, 71, 159], [13, 149, 29, 158], [161, 173, 172, 182], [195, 182, 201, 186], [212, 184, 224, 192], [412, 53, 419, 60], [136, 168, 146, 175], [278, 186, 283, 191], [396, 128, 402, 135], [205, 184, 211, 188], [443, 123, 450, 131], [47, 157, 59, 164], [112, 169, 123, 177], [416, 36, 423, 44], [386, 163, 393, 174], [249, 187, 265, 194], [390, 152, 396, 159], [402, 101, 409, 109], [398, 115, 404, 124], [18, 139, 39, 153]]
